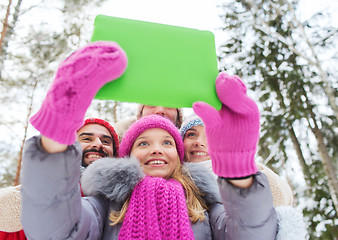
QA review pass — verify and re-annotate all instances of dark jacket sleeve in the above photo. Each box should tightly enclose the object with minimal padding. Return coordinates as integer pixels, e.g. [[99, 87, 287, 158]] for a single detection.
[[210, 172, 277, 240], [20, 136, 107, 240]]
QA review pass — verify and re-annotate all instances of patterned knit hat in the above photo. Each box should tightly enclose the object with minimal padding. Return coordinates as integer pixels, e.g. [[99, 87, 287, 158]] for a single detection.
[[118, 176, 194, 240], [179, 114, 204, 138], [79, 118, 119, 157], [120, 115, 184, 162], [136, 104, 183, 128]]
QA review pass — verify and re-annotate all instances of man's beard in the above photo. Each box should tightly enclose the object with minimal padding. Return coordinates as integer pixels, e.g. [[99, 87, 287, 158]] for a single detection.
[[82, 148, 108, 167]]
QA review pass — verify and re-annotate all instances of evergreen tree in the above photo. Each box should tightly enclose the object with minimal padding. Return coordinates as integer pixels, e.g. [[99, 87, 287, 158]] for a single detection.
[[217, 0, 337, 238]]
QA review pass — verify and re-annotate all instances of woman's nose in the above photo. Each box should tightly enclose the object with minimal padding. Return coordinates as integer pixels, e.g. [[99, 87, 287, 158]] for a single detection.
[[194, 138, 206, 147], [154, 107, 165, 116], [150, 145, 164, 155]]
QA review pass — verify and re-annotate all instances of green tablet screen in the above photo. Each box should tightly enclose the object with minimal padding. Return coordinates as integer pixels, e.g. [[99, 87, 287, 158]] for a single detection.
[[92, 15, 221, 109]]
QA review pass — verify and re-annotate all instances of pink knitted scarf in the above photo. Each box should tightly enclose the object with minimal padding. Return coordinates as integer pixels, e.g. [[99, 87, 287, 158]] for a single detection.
[[118, 176, 195, 240]]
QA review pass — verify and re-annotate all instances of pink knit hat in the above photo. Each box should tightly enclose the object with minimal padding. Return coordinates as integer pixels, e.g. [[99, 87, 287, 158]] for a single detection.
[[120, 115, 184, 162]]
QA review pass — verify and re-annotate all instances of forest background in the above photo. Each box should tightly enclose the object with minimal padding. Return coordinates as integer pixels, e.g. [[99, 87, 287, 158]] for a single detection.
[[0, 0, 337, 239]]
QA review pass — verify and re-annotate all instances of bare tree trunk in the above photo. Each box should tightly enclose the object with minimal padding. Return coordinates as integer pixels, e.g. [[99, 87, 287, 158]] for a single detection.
[[13, 124, 28, 186], [308, 118, 338, 212], [112, 101, 117, 123], [314, 64, 338, 121], [305, 97, 338, 213], [274, 83, 312, 187], [13, 82, 37, 186], [279, 148, 297, 204], [288, 127, 311, 184], [0, 0, 23, 77], [0, 0, 12, 54]]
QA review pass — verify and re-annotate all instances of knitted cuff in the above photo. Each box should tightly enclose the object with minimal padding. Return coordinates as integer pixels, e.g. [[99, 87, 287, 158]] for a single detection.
[[30, 101, 82, 145], [210, 150, 258, 178]]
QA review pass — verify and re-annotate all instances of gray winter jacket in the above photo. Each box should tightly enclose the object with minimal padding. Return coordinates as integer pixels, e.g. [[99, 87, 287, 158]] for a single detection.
[[21, 136, 279, 240]]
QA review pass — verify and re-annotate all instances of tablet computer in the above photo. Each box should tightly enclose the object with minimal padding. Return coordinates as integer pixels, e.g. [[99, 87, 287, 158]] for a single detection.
[[92, 15, 221, 109]]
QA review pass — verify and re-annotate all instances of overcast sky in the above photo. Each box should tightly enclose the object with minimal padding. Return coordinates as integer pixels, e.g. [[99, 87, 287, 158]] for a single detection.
[[19, 0, 338, 52], [100, 0, 221, 30], [99, 1, 337, 36]]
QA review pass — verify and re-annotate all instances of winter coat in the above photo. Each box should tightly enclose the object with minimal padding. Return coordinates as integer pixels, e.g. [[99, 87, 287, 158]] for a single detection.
[[21, 136, 305, 240], [193, 160, 294, 207]]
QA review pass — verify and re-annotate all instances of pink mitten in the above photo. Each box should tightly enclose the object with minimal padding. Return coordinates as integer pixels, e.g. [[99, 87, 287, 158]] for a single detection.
[[193, 72, 259, 178], [30, 41, 127, 145]]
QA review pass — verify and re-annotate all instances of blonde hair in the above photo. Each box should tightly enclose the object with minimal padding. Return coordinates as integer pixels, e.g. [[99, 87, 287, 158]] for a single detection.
[[109, 159, 207, 225]]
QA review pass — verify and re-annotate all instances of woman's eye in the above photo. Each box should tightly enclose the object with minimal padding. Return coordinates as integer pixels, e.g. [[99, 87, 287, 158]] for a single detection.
[[186, 132, 197, 138], [138, 141, 149, 146], [82, 137, 91, 141], [163, 140, 173, 145]]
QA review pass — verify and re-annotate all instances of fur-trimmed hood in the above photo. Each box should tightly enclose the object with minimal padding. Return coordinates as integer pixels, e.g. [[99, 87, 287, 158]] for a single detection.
[[81, 156, 144, 204], [81, 157, 221, 206], [183, 162, 222, 204]]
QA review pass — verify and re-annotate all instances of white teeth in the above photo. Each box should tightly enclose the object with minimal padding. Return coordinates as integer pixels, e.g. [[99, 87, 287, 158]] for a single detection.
[[192, 152, 207, 156], [87, 154, 102, 159], [147, 160, 166, 165]]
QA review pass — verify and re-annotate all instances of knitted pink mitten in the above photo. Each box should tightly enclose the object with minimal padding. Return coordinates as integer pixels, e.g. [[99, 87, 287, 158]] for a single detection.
[[30, 41, 127, 145], [193, 72, 259, 178]]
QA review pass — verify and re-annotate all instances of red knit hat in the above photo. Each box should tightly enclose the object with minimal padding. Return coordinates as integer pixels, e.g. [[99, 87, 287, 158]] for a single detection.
[[120, 115, 184, 162], [80, 118, 119, 157]]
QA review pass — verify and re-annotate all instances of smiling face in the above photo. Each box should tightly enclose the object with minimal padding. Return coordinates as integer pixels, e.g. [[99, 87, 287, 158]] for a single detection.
[[77, 124, 114, 167], [130, 128, 180, 178], [183, 125, 210, 163]]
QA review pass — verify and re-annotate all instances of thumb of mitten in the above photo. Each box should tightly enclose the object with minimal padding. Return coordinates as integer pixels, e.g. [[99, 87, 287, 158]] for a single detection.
[[216, 73, 256, 115], [193, 101, 220, 127]]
